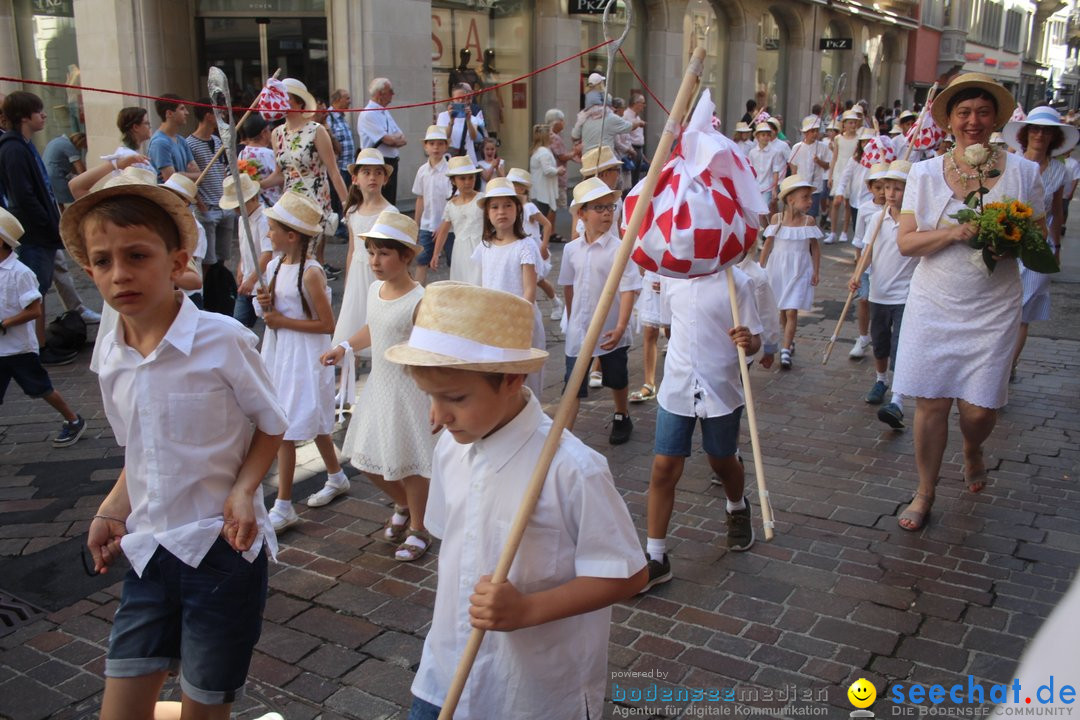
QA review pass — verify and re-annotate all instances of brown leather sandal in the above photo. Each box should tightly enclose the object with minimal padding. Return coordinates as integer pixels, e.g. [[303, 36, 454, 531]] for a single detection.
[[898, 492, 934, 532], [383, 506, 410, 543], [394, 530, 431, 562]]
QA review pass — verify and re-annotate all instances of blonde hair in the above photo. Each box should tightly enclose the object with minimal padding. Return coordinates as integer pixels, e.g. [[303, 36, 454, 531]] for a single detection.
[[530, 124, 551, 156]]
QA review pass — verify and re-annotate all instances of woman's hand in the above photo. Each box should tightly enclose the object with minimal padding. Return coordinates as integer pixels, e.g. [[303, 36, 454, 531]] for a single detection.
[[947, 222, 978, 245], [321, 346, 345, 366], [255, 287, 272, 312]]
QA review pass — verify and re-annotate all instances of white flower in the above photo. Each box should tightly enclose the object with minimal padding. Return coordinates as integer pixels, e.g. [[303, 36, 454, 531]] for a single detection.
[[963, 143, 990, 167]]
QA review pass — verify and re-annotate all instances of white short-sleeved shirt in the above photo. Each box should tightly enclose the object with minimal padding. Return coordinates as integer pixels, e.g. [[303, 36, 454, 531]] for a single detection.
[[868, 208, 919, 305], [749, 144, 787, 193], [659, 268, 763, 418], [412, 390, 645, 719], [357, 100, 403, 160], [237, 205, 273, 280], [0, 253, 42, 356], [436, 109, 486, 165], [98, 295, 289, 576], [412, 159, 452, 231], [737, 256, 781, 356], [788, 140, 831, 188], [557, 229, 642, 357], [852, 199, 885, 250]]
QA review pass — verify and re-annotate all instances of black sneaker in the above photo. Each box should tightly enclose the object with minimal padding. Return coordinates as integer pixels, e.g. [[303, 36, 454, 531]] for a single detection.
[[726, 502, 755, 552], [639, 552, 672, 593], [54, 415, 86, 447], [40, 347, 78, 366], [877, 402, 905, 429], [609, 413, 633, 445]]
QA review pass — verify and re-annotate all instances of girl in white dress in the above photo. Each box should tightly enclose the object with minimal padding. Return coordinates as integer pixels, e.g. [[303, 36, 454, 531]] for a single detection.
[[471, 178, 546, 397], [255, 193, 347, 532], [431, 157, 483, 285], [332, 149, 396, 356], [321, 211, 436, 562], [477, 137, 505, 192], [506, 168, 561, 317], [759, 175, 822, 370]]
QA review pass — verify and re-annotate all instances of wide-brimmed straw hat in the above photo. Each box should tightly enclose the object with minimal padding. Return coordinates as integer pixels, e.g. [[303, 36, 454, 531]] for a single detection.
[[777, 175, 817, 202], [219, 174, 260, 209], [477, 177, 516, 207], [866, 162, 891, 183], [734, 121, 752, 134], [60, 181, 198, 268], [106, 166, 158, 188], [281, 78, 317, 118], [0, 207, 24, 249], [162, 174, 198, 204], [800, 115, 820, 133], [358, 210, 420, 250], [766, 117, 782, 132], [446, 156, 482, 176], [989, 131, 1006, 145], [1003, 105, 1080, 157], [264, 191, 323, 236], [385, 281, 548, 373], [424, 125, 449, 142], [506, 167, 532, 187], [888, 124, 903, 135], [570, 176, 618, 210], [348, 148, 394, 177], [898, 110, 917, 124], [883, 159, 912, 182], [857, 127, 877, 142], [931, 72, 1015, 130], [841, 110, 861, 123], [753, 122, 773, 135], [580, 145, 621, 176]]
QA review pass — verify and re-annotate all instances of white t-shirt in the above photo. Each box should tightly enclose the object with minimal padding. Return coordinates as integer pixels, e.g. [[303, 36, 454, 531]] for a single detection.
[[868, 208, 919, 305], [0, 253, 42, 356], [237, 205, 273, 281], [412, 158, 452, 231], [749, 144, 787, 193], [852, 199, 886, 250], [788, 140, 831, 189]]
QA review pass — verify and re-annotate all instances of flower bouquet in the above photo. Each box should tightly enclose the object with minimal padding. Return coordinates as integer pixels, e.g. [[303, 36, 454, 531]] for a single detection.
[[237, 157, 262, 179], [949, 143, 1060, 275]]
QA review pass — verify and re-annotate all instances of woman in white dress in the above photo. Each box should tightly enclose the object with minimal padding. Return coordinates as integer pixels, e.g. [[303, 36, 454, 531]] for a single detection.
[[892, 73, 1047, 531], [1001, 105, 1076, 377]]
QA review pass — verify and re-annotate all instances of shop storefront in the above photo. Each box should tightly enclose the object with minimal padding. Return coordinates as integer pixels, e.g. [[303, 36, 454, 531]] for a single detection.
[[9, 0, 82, 144], [684, 0, 727, 121]]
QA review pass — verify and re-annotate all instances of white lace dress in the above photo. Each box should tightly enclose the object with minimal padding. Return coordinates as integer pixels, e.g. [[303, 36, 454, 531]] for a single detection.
[[332, 205, 397, 354], [259, 258, 335, 441], [893, 153, 1045, 409], [341, 282, 434, 481], [472, 239, 546, 397], [762, 223, 821, 310], [443, 195, 484, 286], [1020, 159, 1065, 323]]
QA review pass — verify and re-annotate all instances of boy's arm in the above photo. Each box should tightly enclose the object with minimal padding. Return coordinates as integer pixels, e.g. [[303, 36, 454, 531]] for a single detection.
[[88, 469, 132, 574], [600, 289, 635, 351], [223, 429, 284, 552], [562, 285, 574, 320], [469, 569, 648, 631], [413, 196, 425, 226], [1, 297, 42, 331]]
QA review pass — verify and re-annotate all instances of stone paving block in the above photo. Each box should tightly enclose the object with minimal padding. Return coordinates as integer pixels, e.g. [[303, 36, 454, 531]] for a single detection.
[[298, 643, 364, 679], [255, 622, 323, 664], [323, 686, 400, 720], [54, 670, 103, 702], [52, 638, 104, 666], [680, 647, 757, 681], [343, 658, 415, 705], [809, 617, 899, 656], [0, 674, 73, 720], [284, 670, 341, 703], [289, 606, 381, 648], [248, 650, 303, 688], [896, 636, 970, 673], [268, 566, 338, 600], [361, 631, 424, 669]]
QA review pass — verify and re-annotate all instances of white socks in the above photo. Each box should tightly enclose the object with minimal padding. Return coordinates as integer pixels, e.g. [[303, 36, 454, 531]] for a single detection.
[[876, 371, 888, 382], [326, 470, 348, 488], [273, 498, 292, 512], [726, 497, 747, 513], [646, 537, 667, 559], [860, 334, 871, 344], [890, 393, 904, 408]]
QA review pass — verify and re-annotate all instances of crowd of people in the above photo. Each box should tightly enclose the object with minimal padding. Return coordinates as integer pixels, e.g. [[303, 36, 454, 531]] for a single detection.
[[0, 68, 1072, 719]]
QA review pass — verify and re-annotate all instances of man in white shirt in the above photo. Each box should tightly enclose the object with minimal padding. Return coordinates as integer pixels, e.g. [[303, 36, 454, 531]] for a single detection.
[[357, 78, 407, 204]]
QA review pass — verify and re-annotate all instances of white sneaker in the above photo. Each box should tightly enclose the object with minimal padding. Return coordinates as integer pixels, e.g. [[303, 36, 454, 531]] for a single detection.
[[252, 714, 285, 720], [269, 503, 300, 532], [848, 336, 871, 359], [549, 299, 564, 321], [79, 307, 102, 324], [306, 477, 350, 507], [823, 232, 835, 245], [588, 370, 603, 388], [838, 232, 849, 243]]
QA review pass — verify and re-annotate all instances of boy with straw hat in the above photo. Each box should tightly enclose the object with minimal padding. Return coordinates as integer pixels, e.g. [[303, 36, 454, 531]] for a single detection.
[[220, 173, 271, 328], [388, 281, 647, 719], [413, 125, 451, 284]]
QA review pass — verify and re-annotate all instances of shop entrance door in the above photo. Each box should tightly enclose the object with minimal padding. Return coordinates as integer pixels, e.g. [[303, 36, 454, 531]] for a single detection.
[[196, 15, 329, 107]]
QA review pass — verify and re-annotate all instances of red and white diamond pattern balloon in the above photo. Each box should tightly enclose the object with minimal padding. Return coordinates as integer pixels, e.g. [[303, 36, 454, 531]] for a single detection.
[[257, 78, 290, 121]]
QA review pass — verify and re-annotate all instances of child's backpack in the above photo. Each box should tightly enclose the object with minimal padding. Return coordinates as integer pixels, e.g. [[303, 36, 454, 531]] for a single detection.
[[202, 263, 238, 316], [45, 310, 87, 353]]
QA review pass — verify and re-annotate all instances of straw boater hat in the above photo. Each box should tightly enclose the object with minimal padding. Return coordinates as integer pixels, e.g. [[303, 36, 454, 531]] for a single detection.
[[889, 124, 903, 135], [506, 168, 532, 187], [1003, 105, 1080, 157], [826, 119, 840, 132], [989, 131, 1006, 146], [800, 115, 820, 133], [898, 110, 917, 124], [161, 174, 198, 204], [857, 127, 877, 142], [931, 72, 1015, 130], [60, 178, 198, 268], [348, 148, 394, 177], [866, 162, 891, 184], [385, 281, 548, 373], [424, 125, 449, 142], [777, 174, 817, 202], [766, 117, 782, 133], [264, 191, 323, 236], [580, 145, 621, 176], [753, 122, 773, 136], [358, 210, 421, 250], [734, 121, 753, 134], [0, 207, 24, 249], [883, 159, 912, 182], [281, 77, 317, 117], [446, 156, 482, 176], [105, 165, 157, 187], [570, 176, 618, 211], [218, 174, 261, 210], [477, 177, 517, 207], [841, 110, 862, 123]]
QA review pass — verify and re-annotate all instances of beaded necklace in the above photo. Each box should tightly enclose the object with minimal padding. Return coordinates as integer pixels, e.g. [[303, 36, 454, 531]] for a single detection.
[[946, 145, 999, 185]]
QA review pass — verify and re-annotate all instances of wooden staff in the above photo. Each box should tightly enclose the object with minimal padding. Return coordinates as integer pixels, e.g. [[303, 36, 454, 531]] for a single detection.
[[821, 82, 939, 365], [195, 68, 282, 189], [436, 45, 708, 720]]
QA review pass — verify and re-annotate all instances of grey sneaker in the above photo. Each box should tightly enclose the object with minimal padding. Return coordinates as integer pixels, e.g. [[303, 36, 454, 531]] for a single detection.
[[877, 402, 905, 429], [865, 380, 887, 405], [53, 415, 86, 447], [639, 552, 672, 593], [726, 503, 755, 552]]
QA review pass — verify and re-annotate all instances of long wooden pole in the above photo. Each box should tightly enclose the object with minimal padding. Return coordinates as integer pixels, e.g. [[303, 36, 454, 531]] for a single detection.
[[195, 68, 282, 189], [821, 82, 939, 365], [435, 46, 708, 720]]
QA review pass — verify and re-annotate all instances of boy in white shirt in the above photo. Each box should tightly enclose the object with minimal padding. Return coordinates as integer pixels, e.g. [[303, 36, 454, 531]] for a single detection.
[[413, 125, 451, 284], [220, 173, 273, 327], [788, 116, 832, 221], [61, 181, 288, 717], [389, 282, 647, 720], [849, 160, 917, 429], [0, 208, 85, 447], [848, 163, 889, 360], [559, 177, 643, 444], [641, 265, 764, 592], [749, 123, 786, 216]]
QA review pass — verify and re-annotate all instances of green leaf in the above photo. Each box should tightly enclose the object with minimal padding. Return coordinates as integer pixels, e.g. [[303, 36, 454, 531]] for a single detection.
[[965, 190, 980, 207], [983, 247, 997, 274], [1020, 246, 1061, 274], [986, 168, 1001, 178]]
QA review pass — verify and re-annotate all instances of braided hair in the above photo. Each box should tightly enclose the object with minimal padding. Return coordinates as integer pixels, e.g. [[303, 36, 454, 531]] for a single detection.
[[268, 230, 313, 319]]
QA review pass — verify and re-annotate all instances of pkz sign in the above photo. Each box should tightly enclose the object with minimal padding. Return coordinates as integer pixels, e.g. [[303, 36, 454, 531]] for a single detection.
[[569, 0, 609, 14], [820, 37, 853, 50]]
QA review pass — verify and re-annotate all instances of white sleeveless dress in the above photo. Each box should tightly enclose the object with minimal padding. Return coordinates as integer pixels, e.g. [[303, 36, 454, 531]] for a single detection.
[[443, 195, 485, 286], [762, 223, 821, 311], [893, 153, 1045, 409], [332, 205, 397, 354]]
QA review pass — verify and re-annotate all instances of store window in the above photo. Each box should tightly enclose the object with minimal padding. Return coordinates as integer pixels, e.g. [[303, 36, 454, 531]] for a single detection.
[[579, 0, 643, 108], [12, 0, 82, 142], [821, 21, 845, 114], [756, 10, 785, 114], [683, 0, 728, 119], [432, 0, 533, 168]]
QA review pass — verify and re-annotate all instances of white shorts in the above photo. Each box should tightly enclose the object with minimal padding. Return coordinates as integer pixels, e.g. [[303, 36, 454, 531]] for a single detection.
[[638, 271, 671, 327]]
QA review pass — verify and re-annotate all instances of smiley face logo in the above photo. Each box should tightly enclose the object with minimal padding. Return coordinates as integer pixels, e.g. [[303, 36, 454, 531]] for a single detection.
[[848, 678, 877, 708]]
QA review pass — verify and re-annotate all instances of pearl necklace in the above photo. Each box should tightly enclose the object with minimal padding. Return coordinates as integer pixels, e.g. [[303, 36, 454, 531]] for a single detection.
[[946, 146, 999, 185]]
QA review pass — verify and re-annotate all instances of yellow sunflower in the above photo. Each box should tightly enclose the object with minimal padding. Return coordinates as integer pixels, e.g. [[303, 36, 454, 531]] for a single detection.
[[1010, 200, 1033, 219], [1002, 224, 1022, 243]]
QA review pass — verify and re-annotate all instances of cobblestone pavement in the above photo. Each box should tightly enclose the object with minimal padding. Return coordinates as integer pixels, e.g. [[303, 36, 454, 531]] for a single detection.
[[0, 210, 1077, 720]]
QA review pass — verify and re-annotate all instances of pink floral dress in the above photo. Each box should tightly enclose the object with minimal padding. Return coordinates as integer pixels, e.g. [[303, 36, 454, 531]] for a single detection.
[[273, 121, 332, 233]]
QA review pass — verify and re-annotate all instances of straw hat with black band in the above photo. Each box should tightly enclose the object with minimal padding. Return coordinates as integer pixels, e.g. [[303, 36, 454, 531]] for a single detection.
[[931, 72, 1015, 131]]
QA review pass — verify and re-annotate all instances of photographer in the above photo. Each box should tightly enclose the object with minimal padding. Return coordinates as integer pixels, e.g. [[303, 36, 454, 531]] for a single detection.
[[436, 83, 486, 164]]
